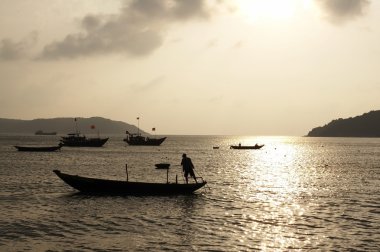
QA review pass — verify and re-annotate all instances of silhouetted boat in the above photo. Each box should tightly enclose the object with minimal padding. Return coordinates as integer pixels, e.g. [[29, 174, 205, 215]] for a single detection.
[[123, 117, 166, 146], [155, 163, 171, 169], [230, 144, 264, 150], [14, 145, 62, 152], [124, 132, 166, 146], [53, 170, 207, 195], [60, 133, 108, 147], [35, 130, 57, 135]]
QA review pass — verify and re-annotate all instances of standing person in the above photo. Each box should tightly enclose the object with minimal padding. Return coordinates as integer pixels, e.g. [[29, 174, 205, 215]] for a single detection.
[[181, 153, 197, 184]]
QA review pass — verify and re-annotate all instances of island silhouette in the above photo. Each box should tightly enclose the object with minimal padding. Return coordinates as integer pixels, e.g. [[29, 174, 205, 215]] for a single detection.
[[0, 117, 147, 135], [307, 110, 380, 137]]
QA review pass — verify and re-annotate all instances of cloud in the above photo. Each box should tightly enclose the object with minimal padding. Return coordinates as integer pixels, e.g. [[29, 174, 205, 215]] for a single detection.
[[130, 75, 166, 93], [39, 0, 213, 59], [316, 0, 370, 24], [0, 32, 38, 60]]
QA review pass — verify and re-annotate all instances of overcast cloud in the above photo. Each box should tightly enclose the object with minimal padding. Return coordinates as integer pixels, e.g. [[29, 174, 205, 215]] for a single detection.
[[316, 0, 370, 23], [39, 0, 211, 59], [0, 32, 37, 60]]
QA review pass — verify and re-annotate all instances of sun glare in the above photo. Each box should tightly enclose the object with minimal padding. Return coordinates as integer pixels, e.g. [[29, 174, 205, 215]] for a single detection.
[[237, 0, 300, 23]]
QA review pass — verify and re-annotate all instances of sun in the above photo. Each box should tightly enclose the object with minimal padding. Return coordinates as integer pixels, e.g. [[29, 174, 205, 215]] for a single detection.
[[237, 0, 302, 23]]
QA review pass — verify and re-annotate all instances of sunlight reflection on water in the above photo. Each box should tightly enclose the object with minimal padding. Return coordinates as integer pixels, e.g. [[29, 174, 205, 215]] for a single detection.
[[0, 135, 379, 251]]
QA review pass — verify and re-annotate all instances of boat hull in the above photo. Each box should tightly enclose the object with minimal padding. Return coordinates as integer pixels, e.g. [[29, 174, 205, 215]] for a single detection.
[[230, 145, 264, 149], [53, 170, 206, 195], [15, 145, 62, 152], [35, 131, 57, 135], [60, 137, 109, 147], [124, 137, 166, 146]]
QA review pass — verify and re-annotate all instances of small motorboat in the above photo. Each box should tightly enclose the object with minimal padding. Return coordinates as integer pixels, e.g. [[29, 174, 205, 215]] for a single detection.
[[14, 145, 62, 152]]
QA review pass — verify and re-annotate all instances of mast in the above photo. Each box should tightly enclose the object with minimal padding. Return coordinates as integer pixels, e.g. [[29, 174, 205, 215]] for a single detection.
[[137, 117, 140, 135], [74, 117, 79, 135]]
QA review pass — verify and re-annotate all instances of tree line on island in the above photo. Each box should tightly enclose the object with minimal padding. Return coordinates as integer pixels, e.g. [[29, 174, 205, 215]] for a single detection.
[[307, 110, 380, 137]]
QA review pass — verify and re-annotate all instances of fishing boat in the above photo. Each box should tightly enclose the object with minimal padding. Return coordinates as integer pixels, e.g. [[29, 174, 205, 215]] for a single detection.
[[124, 133, 166, 146], [123, 117, 166, 146], [60, 133, 108, 147], [35, 130, 57, 135], [53, 170, 207, 195], [230, 144, 264, 150], [14, 145, 62, 152], [60, 118, 109, 147]]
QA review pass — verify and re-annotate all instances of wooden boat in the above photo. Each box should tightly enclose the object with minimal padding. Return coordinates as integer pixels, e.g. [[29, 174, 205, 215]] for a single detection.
[[123, 118, 166, 146], [14, 145, 62, 152], [123, 132, 166, 146], [60, 133, 108, 147], [155, 163, 171, 169], [230, 144, 264, 150], [213, 146, 219, 149], [35, 130, 57, 135], [53, 170, 207, 195]]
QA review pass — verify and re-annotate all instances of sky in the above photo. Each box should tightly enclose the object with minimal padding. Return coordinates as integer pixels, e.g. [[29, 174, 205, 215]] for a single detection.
[[0, 0, 379, 136]]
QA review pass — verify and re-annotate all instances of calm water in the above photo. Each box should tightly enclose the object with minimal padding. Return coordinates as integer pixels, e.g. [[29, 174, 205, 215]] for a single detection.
[[0, 135, 379, 251]]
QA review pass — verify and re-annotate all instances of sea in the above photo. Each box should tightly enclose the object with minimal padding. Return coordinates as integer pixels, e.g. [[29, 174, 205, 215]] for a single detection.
[[0, 135, 379, 251]]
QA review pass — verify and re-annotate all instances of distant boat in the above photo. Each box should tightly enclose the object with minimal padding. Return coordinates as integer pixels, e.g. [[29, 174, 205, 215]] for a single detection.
[[60, 133, 108, 147], [123, 117, 166, 146], [230, 144, 264, 150], [35, 130, 57, 135], [14, 145, 62, 152], [60, 118, 108, 147], [213, 146, 219, 149], [155, 163, 171, 169], [53, 169, 207, 195], [124, 133, 166, 146]]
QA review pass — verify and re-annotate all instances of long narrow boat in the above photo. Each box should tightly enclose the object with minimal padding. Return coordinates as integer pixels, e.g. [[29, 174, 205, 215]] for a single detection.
[[14, 145, 62, 152], [230, 144, 264, 150], [53, 170, 207, 195]]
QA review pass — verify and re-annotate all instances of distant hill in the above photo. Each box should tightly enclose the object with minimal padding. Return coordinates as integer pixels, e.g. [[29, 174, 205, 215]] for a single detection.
[[0, 117, 147, 135], [307, 110, 380, 137]]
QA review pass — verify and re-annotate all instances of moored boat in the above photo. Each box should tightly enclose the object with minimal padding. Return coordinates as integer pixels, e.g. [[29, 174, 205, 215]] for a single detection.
[[14, 145, 62, 152], [60, 133, 108, 147], [230, 144, 264, 150], [53, 170, 207, 195], [123, 117, 166, 146], [124, 133, 166, 146], [35, 130, 57, 135]]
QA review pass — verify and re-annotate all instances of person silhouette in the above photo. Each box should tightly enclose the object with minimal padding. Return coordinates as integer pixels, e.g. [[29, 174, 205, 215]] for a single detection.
[[181, 153, 197, 184]]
